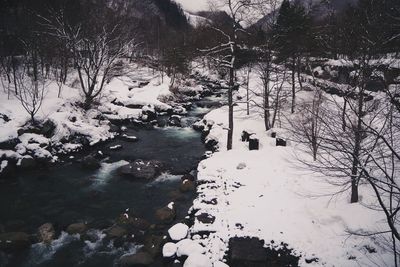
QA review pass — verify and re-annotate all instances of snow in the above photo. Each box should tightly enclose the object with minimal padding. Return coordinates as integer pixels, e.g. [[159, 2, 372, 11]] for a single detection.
[[168, 223, 189, 241], [162, 242, 177, 258], [184, 11, 210, 28], [176, 239, 205, 257], [0, 64, 176, 162], [183, 254, 213, 267], [181, 66, 395, 267]]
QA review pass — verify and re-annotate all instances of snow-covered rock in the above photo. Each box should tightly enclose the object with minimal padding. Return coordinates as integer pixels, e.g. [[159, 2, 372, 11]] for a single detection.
[[162, 242, 177, 258], [183, 254, 213, 267], [176, 239, 205, 257], [168, 223, 189, 241]]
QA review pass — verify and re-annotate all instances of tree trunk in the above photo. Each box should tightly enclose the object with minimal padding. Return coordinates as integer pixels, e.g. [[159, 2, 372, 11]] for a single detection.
[[291, 57, 296, 114], [227, 67, 234, 151], [342, 98, 347, 132]]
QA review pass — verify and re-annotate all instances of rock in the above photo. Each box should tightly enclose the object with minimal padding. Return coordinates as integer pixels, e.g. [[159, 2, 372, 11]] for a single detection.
[[181, 174, 195, 182], [118, 159, 163, 181], [276, 138, 287, 147], [236, 163, 246, 170], [144, 235, 164, 256], [109, 144, 123, 151], [18, 156, 36, 169], [179, 180, 196, 193], [168, 190, 186, 202], [120, 252, 154, 266], [196, 213, 215, 224], [176, 239, 205, 257], [0, 160, 16, 179], [0, 138, 20, 150], [121, 134, 138, 142], [183, 254, 212, 267], [81, 154, 101, 170], [0, 232, 31, 252], [271, 132, 277, 138], [117, 215, 150, 231], [241, 131, 251, 142], [168, 223, 189, 241], [163, 242, 177, 258], [141, 104, 157, 122], [109, 123, 120, 133], [41, 120, 56, 138], [249, 135, 259, 151], [155, 204, 176, 224], [205, 139, 218, 152], [168, 115, 182, 127], [66, 223, 88, 235], [228, 237, 267, 265], [106, 225, 127, 238], [37, 223, 55, 244]]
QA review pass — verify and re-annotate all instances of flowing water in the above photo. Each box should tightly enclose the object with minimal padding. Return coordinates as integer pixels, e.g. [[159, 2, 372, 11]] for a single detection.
[[0, 93, 225, 267]]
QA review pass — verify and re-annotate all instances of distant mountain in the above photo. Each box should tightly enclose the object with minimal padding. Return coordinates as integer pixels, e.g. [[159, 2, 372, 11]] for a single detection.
[[254, 0, 359, 31]]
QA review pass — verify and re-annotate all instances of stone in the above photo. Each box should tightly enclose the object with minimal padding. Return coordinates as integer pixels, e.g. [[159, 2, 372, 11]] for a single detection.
[[276, 138, 287, 147], [168, 223, 189, 241], [120, 251, 154, 266], [106, 225, 127, 238], [241, 131, 251, 142], [141, 104, 157, 122], [179, 180, 196, 193], [118, 159, 163, 181], [236, 163, 246, 170], [181, 174, 195, 182], [144, 235, 164, 256], [41, 120, 56, 138], [205, 139, 218, 152], [168, 115, 182, 127], [0, 138, 20, 150], [37, 223, 55, 244], [155, 205, 176, 224], [271, 132, 277, 138], [249, 135, 259, 151], [66, 223, 88, 235], [19, 156, 36, 169], [81, 154, 101, 170], [0, 232, 31, 252], [229, 237, 267, 266], [196, 213, 215, 224], [162, 242, 177, 258]]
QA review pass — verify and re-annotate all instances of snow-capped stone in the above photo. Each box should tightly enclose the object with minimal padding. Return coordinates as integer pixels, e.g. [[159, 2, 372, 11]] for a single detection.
[[176, 239, 205, 257], [162, 242, 177, 258], [168, 223, 189, 241], [183, 254, 212, 267], [214, 261, 229, 267]]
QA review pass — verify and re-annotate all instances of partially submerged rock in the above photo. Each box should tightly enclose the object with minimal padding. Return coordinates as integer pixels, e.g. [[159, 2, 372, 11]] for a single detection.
[[37, 223, 55, 244], [0, 232, 31, 252], [118, 159, 163, 181], [120, 251, 154, 266]]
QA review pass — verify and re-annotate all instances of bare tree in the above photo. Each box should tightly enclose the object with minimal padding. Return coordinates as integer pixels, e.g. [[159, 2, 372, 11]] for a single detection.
[[201, 0, 259, 150], [42, 10, 131, 109], [14, 66, 46, 124]]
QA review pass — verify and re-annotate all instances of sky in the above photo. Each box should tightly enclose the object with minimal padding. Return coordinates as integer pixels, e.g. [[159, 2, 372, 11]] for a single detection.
[[174, 0, 210, 12]]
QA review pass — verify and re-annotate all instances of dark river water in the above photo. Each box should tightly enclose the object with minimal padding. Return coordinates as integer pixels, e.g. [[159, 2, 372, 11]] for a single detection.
[[0, 94, 225, 267]]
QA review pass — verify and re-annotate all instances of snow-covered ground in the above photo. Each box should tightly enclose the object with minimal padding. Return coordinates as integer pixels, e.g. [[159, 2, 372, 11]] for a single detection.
[[0, 64, 177, 171], [166, 68, 395, 266]]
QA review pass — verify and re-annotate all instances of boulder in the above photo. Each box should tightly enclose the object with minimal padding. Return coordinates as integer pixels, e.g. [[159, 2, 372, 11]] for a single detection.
[[37, 223, 55, 244], [179, 180, 196, 193], [181, 174, 195, 182], [249, 135, 259, 151], [276, 138, 287, 147], [155, 203, 176, 224], [241, 131, 251, 142], [229, 237, 267, 266], [168, 115, 182, 127], [205, 139, 218, 152], [196, 213, 215, 224], [120, 252, 154, 266], [41, 120, 56, 138], [168, 223, 188, 241], [118, 160, 163, 181], [141, 104, 157, 122], [0, 232, 31, 252], [80, 154, 101, 170], [19, 156, 36, 169], [66, 222, 88, 235], [106, 225, 127, 238], [144, 235, 164, 256], [0, 138, 20, 150], [162, 242, 177, 258]]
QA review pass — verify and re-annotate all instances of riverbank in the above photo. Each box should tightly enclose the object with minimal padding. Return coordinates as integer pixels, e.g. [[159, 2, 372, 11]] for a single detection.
[[163, 69, 395, 267], [0, 63, 209, 178]]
